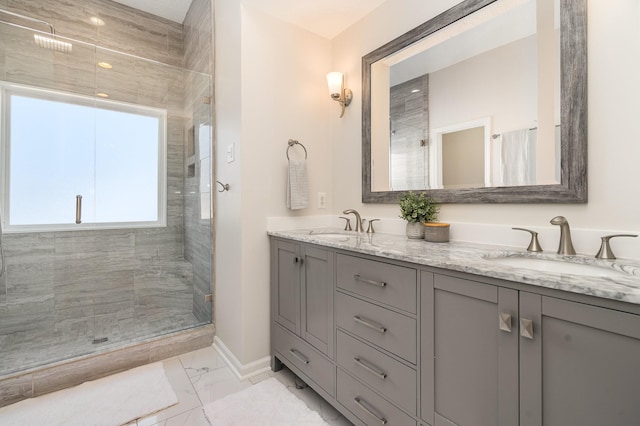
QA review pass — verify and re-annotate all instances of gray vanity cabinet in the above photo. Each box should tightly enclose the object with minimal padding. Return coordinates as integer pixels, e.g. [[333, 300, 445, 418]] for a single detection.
[[421, 272, 519, 426], [422, 272, 640, 426], [519, 293, 640, 426], [272, 240, 300, 335], [270, 239, 335, 395], [272, 239, 334, 356], [335, 253, 419, 425], [271, 235, 640, 426]]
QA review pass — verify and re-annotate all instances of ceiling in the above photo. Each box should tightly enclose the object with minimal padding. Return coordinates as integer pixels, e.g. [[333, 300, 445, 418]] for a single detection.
[[111, 0, 387, 39], [110, 0, 193, 23], [241, 0, 387, 39]]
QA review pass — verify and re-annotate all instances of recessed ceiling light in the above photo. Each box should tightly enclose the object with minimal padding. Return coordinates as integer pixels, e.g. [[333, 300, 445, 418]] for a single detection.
[[96, 92, 109, 98], [97, 61, 112, 69], [90, 17, 105, 26]]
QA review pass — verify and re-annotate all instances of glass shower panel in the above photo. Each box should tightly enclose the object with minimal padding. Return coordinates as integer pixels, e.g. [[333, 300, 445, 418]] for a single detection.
[[0, 21, 213, 376], [91, 47, 214, 341]]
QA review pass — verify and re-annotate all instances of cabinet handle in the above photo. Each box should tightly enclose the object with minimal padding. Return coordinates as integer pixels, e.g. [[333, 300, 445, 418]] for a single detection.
[[353, 315, 387, 333], [354, 274, 387, 287], [499, 312, 512, 333], [354, 356, 387, 380], [520, 318, 534, 339], [289, 349, 310, 364], [293, 257, 304, 265], [354, 397, 388, 425]]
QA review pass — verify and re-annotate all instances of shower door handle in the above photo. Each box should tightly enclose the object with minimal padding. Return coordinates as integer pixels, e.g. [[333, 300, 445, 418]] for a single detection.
[[75, 195, 82, 224]]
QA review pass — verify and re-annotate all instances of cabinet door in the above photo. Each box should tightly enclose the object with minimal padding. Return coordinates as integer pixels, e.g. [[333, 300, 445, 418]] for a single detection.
[[422, 274, 518, 426], [272, 240, 301, 335], [301, 245, 334, 357], [520, 293, 640, 426]]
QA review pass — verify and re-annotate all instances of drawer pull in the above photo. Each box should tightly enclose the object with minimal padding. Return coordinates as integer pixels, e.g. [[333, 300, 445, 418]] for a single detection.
[[353, 315, 387, 333], [289, 349, 310, 364], [354, 274, 387, 287], [354, 396, 388, 425], [354, 356, 387, 380]]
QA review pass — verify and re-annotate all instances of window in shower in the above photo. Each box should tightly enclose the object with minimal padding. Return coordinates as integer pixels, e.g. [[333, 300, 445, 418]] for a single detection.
[[0, 82, 167, 232]]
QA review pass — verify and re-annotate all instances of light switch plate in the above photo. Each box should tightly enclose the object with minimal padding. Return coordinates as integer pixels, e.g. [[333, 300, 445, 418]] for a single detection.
[[226, 144, 234, 163]]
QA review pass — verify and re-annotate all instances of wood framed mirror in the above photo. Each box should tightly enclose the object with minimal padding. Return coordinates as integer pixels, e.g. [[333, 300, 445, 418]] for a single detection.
[[362, 0, 587, 203]]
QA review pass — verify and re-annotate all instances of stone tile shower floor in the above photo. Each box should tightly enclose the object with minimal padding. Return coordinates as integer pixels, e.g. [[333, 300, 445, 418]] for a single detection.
[[0, 309, 205, 375]]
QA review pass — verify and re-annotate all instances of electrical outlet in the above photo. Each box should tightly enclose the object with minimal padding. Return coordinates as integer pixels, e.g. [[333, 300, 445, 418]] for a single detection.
[[318, 192, 327, 209]]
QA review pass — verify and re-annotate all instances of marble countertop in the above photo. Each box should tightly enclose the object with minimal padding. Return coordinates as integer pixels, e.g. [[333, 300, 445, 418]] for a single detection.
[[268, 228, 640, 306]]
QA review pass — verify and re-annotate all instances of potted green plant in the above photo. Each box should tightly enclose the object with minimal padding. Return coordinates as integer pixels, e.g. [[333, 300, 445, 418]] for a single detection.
[[399, 191, 439, 239]]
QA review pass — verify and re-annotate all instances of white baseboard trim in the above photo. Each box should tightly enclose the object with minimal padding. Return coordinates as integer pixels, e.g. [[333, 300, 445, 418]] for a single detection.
[[212, 336, 272, 381]]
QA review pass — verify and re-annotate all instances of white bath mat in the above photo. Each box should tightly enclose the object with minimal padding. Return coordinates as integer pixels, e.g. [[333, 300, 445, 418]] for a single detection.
[[203, 377, 329, 425], [0, 362, 177, 426]]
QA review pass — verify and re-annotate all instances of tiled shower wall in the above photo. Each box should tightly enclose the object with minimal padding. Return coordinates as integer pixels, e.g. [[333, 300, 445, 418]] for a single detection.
[[0, 0, 213, 364], [390, 75, 429, 190]]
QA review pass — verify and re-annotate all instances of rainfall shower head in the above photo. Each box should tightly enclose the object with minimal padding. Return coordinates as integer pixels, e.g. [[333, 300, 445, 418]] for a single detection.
[[33, 33, 73, 53], [0, 8, 72, 53]]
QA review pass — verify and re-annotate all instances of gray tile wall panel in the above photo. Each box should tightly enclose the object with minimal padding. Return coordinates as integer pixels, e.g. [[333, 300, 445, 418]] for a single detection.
[[0, 0, 214, 375]]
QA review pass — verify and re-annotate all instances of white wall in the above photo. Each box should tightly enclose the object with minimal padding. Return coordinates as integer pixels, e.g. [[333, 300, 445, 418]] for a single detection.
[[331, 0, 640, 258], [216, 0, 640, 367], [214, 0, 332, 366], [429, 36, 536, 134], [214, 0, 244, 363]]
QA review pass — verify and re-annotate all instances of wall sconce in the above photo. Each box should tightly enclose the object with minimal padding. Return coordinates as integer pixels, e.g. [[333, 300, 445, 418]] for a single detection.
[[326, 72, 352, 118]]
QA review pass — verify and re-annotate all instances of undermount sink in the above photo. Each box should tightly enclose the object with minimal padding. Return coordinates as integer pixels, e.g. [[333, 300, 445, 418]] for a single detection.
[[307, 232, 353, 242], [485, 254, 629, 277]]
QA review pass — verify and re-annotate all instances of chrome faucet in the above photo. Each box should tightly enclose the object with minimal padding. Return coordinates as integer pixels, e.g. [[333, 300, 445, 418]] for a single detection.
[[550, 216, 576, 255], [342, 209, 364, 232]]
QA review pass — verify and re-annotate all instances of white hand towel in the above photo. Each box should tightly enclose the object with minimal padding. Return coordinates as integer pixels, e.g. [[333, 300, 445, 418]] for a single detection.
[[286, 160, 309, 210], [500, 128, 536, 186]]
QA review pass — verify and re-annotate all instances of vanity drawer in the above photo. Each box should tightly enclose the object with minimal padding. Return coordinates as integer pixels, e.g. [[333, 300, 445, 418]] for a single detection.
[[336, 292, 417, 364], [337, 254, 417, 314], [338, 370, 416, 426], [337, 330, 417, 415], [273, 323, 335, 396]]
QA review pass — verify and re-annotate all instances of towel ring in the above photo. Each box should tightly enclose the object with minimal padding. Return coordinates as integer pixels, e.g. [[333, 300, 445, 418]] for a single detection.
[[216, 180, 230, 192], [286, 139, 308, 160]]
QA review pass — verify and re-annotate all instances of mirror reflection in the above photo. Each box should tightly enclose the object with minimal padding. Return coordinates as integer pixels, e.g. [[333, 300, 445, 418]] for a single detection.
[[370, 0, 561, 192]]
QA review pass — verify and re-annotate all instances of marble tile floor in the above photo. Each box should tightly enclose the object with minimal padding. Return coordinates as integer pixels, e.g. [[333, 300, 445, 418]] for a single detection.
[[6, 345, 352, 426], [135, 346, 353, 425]]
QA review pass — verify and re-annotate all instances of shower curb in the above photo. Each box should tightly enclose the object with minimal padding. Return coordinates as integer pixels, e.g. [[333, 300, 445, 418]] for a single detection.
[[0, 324, 215, 407]]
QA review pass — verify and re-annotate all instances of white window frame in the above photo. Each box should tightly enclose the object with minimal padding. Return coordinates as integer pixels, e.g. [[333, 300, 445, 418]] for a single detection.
[[0, 81, 167, 233]]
